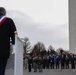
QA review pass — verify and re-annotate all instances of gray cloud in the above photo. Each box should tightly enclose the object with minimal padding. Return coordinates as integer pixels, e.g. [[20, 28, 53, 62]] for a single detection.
[[7, 10, 69, 50]]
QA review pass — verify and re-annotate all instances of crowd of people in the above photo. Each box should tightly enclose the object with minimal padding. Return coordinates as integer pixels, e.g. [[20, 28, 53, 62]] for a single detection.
[[23, 50, 76, 72]]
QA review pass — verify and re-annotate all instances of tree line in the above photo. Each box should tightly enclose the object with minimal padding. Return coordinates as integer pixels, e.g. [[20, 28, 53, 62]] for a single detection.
[[21, 37, 69, 57]]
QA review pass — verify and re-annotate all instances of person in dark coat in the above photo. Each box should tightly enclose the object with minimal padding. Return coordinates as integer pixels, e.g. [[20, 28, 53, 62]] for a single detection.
[[0, 7, 17, 75], [28, 55, 33, 72], [65, 54, 69, 69], [56, 55, 60, 69], [50, 55, 54, 69], [42, 56, 46, 69], [70, 54, 75, 69], [61, 54, 65, 69]]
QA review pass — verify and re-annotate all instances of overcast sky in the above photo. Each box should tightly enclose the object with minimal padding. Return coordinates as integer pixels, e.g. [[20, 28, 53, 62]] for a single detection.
[[0, 0, 69, 50]]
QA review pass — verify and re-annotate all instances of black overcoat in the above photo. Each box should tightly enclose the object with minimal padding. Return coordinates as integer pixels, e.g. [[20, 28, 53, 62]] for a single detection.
[[0, 17, 16, 58]]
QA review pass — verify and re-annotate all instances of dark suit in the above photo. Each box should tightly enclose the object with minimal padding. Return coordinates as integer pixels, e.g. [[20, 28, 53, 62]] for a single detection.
[[0, 15, 17, 75]]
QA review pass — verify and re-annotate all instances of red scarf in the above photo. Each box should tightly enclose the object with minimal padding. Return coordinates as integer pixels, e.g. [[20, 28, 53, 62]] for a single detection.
[[0, 16, 7, 25]]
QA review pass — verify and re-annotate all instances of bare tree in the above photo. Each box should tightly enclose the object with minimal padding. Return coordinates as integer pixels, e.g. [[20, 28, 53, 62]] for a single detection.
[[48, 45, 54, 51], [21, 37, 31, 54], [48, 45, 55, 54], [31, 42, 45, 55]]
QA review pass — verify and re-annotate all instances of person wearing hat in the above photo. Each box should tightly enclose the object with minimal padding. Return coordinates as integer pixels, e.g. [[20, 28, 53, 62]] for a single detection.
[[0, 7, 17, 75]]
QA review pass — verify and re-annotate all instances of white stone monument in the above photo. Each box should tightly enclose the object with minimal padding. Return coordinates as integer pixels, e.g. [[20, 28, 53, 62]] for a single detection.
[[6, 35, 23, 75], [69, 0, 76, 54]]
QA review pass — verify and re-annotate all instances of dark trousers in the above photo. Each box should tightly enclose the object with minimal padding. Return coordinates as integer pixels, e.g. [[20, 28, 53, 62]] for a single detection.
[[56, 63, 59, 69], [71, 63, 75, 69], [28, 64, 31, 72], [66, 63, 69, 69], [0, 58, 8, 75], [61, 62, 64, 69], [50, 63, 54, 69], [43, 64, 45, 69]]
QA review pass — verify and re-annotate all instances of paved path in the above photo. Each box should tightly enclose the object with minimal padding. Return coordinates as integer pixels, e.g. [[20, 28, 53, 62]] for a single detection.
[[5, 69, 76, 75]]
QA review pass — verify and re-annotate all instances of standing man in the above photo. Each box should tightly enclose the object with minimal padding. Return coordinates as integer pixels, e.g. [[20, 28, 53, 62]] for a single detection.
[[56, 55, 60, 69], [0, 7, 17, 75], [28, 54, 33, 72]]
